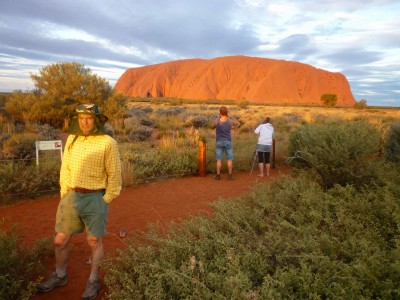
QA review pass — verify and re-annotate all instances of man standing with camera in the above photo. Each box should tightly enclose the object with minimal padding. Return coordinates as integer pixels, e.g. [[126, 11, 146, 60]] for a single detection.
[[212, 106, 240, 180]]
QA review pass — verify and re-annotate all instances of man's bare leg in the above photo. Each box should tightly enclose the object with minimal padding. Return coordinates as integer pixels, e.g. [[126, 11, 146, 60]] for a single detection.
[[216, 160, 222, 175], [227, 160, 233, 175], [54, 233, 72, 277], [87, 236, 104, 281]]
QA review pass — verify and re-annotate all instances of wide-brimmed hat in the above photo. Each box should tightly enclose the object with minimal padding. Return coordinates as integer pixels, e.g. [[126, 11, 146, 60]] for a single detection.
[[75, 103, 108, 123], [68, 103, 108, 135]]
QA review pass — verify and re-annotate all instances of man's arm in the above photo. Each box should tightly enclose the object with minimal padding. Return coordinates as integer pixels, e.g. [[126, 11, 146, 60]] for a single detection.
[[230, 117, 240, 127], [211, 118, 218, 129], [59, 135, 73, 198], [103, 138, 122, 204]]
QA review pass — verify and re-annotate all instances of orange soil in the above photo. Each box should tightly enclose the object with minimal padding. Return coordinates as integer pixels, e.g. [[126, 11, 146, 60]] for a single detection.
[[0, 168, 289, 299]]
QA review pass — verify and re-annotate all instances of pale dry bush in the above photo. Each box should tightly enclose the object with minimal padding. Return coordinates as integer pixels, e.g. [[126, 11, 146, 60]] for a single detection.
[[123, 117, 140, 133], [121, 160, 135, 186], [160, 127, 199, 149]]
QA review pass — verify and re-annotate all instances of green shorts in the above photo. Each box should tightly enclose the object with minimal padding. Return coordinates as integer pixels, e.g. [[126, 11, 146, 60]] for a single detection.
[[55, 190, 108, 238]]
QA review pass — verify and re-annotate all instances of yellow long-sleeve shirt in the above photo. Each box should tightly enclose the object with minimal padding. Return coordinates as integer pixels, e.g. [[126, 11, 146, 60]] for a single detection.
[[60, 134, 122, 204]]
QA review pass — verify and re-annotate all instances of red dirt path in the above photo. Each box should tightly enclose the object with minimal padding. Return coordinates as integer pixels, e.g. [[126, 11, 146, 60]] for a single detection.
[[0, 168, 288, 299]]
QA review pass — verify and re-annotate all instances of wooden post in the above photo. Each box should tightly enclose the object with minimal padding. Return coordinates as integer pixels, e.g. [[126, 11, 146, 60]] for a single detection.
[[199, 140, 207, 176], [272, 138, 276, 169]]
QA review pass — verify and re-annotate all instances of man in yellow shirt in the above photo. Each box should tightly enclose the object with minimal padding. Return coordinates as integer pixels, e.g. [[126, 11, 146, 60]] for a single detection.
[[37, 104, 122, 300]]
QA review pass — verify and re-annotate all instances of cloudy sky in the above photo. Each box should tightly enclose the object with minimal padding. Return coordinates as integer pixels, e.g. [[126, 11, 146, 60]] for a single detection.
[[0, 0, 399, 107]]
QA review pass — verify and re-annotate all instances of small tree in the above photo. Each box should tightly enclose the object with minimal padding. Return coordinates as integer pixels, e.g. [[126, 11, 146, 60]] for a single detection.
[[237, 100, 249, 109], [354, 99, 368, 109], [320, 94, 337, 107], [5, 62, 127, 129]]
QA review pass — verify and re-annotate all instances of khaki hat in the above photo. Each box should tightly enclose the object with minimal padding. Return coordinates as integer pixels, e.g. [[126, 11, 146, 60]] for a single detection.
[[75, 104, 108, 123]]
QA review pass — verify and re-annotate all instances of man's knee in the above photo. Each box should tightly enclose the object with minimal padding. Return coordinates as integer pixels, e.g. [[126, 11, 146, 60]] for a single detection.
[[54, 233, 71, 249], [87, 236, 102, 248]]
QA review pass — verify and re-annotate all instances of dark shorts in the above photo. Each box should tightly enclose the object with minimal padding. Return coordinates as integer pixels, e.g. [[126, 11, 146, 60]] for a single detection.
[[257, 151, 271, 164], [216, 140, 233, 160], [55, 190, 108, 238]]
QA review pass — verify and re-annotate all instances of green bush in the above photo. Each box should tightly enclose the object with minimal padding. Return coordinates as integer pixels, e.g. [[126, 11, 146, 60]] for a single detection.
[[37, 124, 60, 140], [384, 123, 400, 163], [185, 114, 209, 128], [128, 126, 153, 142], [1, 133, 37, 160], [103, 175, 400, 299], [0, 224, 51, 300], [120, 146, 198, 185], [0, 160, 60, 204], [140, 118, 155, 127], [320, 94, 337, 107], [287, 121, 381, 190]]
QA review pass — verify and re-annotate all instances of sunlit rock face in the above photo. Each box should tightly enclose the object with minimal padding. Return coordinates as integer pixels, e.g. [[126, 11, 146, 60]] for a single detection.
[[115, 55, 356, 106]]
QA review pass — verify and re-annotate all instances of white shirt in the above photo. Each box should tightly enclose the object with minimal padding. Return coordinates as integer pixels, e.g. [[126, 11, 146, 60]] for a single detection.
[[254, 123, 274, 145]]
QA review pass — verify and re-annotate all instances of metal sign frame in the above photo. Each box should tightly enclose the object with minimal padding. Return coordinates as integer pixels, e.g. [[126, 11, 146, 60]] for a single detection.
[[35, 140, 63, 166]]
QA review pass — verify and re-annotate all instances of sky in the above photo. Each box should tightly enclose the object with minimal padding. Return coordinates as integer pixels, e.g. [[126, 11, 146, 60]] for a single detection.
[[0, 0, 399, 107]]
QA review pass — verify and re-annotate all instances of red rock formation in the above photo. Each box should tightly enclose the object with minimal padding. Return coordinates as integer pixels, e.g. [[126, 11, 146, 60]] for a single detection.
[[115, 55, 356, 106]]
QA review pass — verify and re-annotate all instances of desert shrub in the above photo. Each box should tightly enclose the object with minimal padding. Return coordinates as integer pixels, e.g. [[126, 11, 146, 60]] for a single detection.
[[0, 159, 60, 204], [0, 133, 11, 147], [103, 123, 116, 137], [123, 117, 140, 131], [236, 114, 258, 133], [320, 94, 337, 107], [1, 133, 37, 160], [155, 107, 186, 116], [160, 127, 199, 149], [128, 108, 147, 118], [140, 118, 155, 127], [237, 100, 250, 109], [287, 120, 381, 190], [384, 123, 400, 163], [104, 175, 400, 299], [281, 112, 303, 123], [119, 146, 198, 185], [0, 225, 51, 300], [128, 126, 153, 142], [354, 99, 368, 109], [271, 117, 294, 133], [37, 124, 59, 140], [142, 106, 153, 114], [185, 114, 209, 128]]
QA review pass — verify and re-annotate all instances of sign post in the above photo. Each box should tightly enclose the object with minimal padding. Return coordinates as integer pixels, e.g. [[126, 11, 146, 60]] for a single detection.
[[198, 140, 207, 177], [35, 140, 63, 166]]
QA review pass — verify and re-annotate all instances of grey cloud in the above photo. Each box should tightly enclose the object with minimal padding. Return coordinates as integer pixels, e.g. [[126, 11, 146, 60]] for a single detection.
[[322, 49, 382, 66], [0, 0, 259, 62], [0, 0, 398, 106], [275, 34, 317, 60]]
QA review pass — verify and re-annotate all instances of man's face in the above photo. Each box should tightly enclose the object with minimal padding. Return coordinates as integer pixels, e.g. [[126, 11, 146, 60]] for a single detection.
[[78, 113, 96, 134]]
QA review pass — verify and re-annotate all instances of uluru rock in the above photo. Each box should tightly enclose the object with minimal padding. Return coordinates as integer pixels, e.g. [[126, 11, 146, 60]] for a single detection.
[[115, 55, 356, 106]]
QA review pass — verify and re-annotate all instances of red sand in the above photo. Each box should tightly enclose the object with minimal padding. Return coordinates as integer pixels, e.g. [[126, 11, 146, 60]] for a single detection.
[[0, 168, 288, 299]]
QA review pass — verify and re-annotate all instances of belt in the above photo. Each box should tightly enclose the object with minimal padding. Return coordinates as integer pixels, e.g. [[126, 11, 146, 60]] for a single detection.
[[71, 187, 105, 194]]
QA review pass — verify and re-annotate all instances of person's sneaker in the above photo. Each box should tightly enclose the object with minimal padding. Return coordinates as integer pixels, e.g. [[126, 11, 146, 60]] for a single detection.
[[37, 272, 68, 292], [228, 174, 234, 180], [214, 174, 221, 180], [81, 279, 101, 300]]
